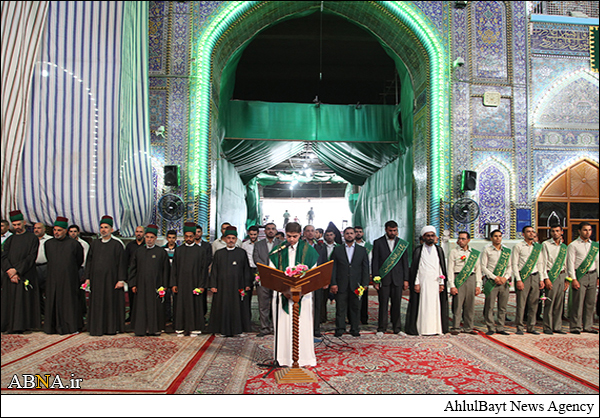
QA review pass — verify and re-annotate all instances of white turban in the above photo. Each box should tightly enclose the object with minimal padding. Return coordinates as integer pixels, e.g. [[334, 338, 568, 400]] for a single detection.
[[420, 225, 436, 236]]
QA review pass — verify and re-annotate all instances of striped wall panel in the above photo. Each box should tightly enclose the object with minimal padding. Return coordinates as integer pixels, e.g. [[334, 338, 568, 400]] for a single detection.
[[19, 1, 151, 235], [1, 1, 49, 221]]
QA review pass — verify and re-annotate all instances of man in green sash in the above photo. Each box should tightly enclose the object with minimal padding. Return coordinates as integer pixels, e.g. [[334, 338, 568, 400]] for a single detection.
[[372, 220, 410, 336], [481, 229, 512, 335], [511, 226, 546, 335], [269, 222, 320, 367], [567, 222, 599, 334], [541, 225, 568, 335], [448, 231, 482, 335]]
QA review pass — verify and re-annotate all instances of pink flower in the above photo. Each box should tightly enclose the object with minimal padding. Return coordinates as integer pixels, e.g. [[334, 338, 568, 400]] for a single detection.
[[439, 275, 446, 280], [285, 266, 293, 276], [158, 290, 166, 297]]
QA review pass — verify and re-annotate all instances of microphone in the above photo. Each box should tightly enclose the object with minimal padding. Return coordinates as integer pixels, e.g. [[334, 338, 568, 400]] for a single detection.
[[271, 241, 290, 254]]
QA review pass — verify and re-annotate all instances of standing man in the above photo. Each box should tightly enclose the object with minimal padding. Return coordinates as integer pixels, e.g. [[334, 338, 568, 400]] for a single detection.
[[315, 228, 324, 245], [241, 225, 260, 323], [195, 224, 212, 320], [447, 231, 482, 335], [329, 227, 369, 337], [303, 224, 325, 337], [212, 222, 242, 254], [43, 217, 84, 334], [511, 225, 545, 335], [124, 225, 145, 323], [128, 225, 170, 336], [163, 229, 178, 325], [83, 216, 127, 336], [1, 210, 40, 333], [316, 229, 338, 332], [405, 226, 449, 336], [372, 221, 410, 336], [355, 225, 373, 325], [303, 224, 318, 247], [1, 219, 12, 246], [307, 207, 315, 225], [170, 222, 208, 337], [253, 222, 281, 337], [480, 229, 512, 336], [68, 224, 90, 321], [33, 222, 52, 315], [567, 222, 599, 334], [541, 225, 568, 335], [269, 222, 319, 367], [283, 210, 290, 227], [207, 226, 253, 337]]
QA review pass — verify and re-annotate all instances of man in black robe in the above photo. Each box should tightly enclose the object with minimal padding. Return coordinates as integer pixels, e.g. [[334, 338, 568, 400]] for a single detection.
[[44, 216, 84, 334], [124, 225, 145, 323], [83, 216, 127, 336], [195, 224, 212, 321], [206, 226, 253, 337], [170, 222, 208, 336], [1, 210, 41, 333], [129, 224, 170, 336]]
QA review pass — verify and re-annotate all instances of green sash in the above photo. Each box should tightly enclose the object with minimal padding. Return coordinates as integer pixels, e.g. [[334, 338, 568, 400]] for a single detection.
[[363, 242, 373, 254], [519, 243, 542, 280], [378, 238, 409, 278], [454, 249, 480, 289], [547, 243, 567, 283], [483, 247, 511, 297], [327, 243, 339, 261], [269, 240, 320, 314], [575, 241, 599, 280]]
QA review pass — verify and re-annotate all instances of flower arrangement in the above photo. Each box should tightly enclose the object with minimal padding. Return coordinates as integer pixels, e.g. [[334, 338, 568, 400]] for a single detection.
[[373, 276, 381, 284], [438, 274, 446, 284], [354, 285, 365, 300], [80, 282, 90, 292], [254, 273, 261, 285], [460, 255, 467, 261], [540, 296, 552, 302], [193, 288, 203, 295], [284, 264, 309, 277], [239, 289, 246, 301], [24, 279, 33, 291], [157, 286, 166, 302]]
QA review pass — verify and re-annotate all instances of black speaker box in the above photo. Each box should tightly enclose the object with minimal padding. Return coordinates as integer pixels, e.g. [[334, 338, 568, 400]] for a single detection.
[[461, 170, 477, 191], [164, 165, 180, 187]]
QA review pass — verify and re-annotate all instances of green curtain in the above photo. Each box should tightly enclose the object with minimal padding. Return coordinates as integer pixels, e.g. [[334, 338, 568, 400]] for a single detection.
[[245, 177, 261, 229], [215, 157, 247, 239], [352, 148, 414, 247]]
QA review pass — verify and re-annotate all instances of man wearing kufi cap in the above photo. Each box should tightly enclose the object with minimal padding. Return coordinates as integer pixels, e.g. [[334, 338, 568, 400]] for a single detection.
[[128, 225, 170, 336], [170, 222, 209, 336], [405, 225, 449, 335], [43, 217, 84, 334], [1, 210, 41, 333], [206, 226, 253, 337], [83, 216, 127, 336]]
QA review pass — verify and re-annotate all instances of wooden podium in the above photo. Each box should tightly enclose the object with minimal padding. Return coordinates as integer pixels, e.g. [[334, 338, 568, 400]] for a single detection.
[[256, 260, 333, 384]]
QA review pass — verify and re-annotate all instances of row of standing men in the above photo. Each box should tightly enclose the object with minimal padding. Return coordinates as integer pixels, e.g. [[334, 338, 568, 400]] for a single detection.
[[2, 212, 598, 349]]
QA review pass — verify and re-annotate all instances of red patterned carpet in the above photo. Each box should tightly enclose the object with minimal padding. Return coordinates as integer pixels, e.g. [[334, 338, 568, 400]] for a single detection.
[[1, 333, 212, 394]]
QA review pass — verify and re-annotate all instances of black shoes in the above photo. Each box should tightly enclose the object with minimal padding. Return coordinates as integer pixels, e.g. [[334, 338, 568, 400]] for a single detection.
[[570, 330, 580, 334], [543, 330, 553, 335], [485, 330, 495, 336], [497, 331, 510, 335], [527, 330, 540, 335], [583, 329, 599, 334]]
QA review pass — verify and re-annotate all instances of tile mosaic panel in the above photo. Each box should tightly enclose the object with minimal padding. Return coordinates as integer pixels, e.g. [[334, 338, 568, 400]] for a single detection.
[[533, 151, 600, 195], [531, 23, 590, 57], [471, 97, 512, 137], [471, 1, 508, 81], [474, 161, 512, 238], [534, 129, 599, 148], [149, 1, 169, 75]]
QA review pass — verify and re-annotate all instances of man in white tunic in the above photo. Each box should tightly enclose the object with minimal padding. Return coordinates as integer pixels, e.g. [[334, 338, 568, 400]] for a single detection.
[[406, 226, 449, 336], [269, 222, 319, 367]]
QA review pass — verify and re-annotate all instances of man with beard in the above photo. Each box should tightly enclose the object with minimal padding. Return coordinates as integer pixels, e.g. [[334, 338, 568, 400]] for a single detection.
[[1, 210, 40, 333], [129, 225, 170, 336], [33, 222, 52, 315], [329, 227, 369, 337], [83, 216, 127, 336], [170, 222, 208, 337], [44, 217, 84, 334], [124, 225, 145, 323], [541, 225, 568, 335], [207, 226, 253, 337], [405, 226, 449, 336], [253, 222, 281, 337], [241, 225, 260, 324], [372, 221, 410, 336], [195, 224, 212, 321], [315, 229, 338, 334]]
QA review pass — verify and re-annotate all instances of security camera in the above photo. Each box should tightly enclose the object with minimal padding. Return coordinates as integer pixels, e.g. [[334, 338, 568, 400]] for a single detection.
[[453, 57, 465, 67]]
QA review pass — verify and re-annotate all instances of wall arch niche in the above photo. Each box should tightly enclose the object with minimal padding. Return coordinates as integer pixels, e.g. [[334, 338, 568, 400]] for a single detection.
[[536, 159, 599, 243]]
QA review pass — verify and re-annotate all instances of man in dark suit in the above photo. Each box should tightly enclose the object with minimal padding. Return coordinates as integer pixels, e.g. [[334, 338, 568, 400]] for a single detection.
[[252, 222, 282, 337], [405, 225, 450, 335], [372, 220, 410, 336], [330, 227, 369, 337], [195, 225, 212, 320]]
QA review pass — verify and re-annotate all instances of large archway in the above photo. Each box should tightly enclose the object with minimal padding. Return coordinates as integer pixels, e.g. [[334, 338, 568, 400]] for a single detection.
[[189, 1, 449, 239]]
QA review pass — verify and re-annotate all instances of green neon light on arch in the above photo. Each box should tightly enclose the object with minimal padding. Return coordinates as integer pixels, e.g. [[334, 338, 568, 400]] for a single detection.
[[190, 1, 449, 229]]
